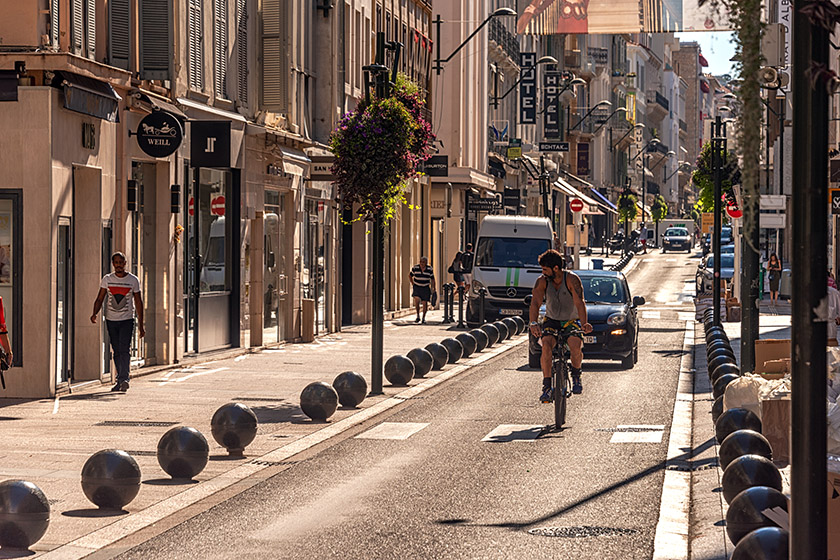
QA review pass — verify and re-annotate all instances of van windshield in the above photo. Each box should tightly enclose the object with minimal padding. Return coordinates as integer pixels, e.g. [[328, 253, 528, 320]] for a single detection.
[[475, 237, 551, 268]]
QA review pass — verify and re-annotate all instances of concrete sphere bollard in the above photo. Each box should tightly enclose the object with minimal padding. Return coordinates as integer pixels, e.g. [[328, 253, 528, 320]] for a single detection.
[[712, 363, 741, 384], [384, 355, 415, 386], [332, 371, 368, 408], [406, 349, 434, 378], [502, 318, 519, 337], [716, 407, 763, 443], [481, 323, 500, 347], [300, 382, 340, 420], [425, 343, 449, 370], [211, 402, 259, 454], [455, 333, 477, 358], [81, 450, 142, 509], [726, 486, 789, 545], [731, 527, 789, 560], [494, 321, 510, 342], [719, 430, 773, 471], [713, 373, 741, 401], [0, 480, 50, 549], [469, 329, 489, 352], [157, 426, 210, 479], [721, 454, 783, 504], [440, 338, 464, 364], [712, 395, 726, 424]]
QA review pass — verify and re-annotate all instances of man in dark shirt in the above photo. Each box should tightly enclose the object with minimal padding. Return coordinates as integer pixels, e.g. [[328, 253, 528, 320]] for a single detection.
[[409, 257, 436, 324], [460, 243, 474, 292]]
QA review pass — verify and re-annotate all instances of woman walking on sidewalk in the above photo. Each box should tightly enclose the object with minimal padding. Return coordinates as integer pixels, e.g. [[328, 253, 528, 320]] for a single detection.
[[766, 253, 782, 305], [449, 251, 465, 290]]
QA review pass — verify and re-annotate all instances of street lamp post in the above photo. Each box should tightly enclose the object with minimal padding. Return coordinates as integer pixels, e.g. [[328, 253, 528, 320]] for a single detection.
[[433, 8, 517, 75], [628, 137, 660, 236], [490, 56, 559, 109], [567, 100, 612, 136]]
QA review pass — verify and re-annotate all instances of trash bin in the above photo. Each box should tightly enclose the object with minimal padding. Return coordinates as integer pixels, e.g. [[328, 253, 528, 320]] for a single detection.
[[779, 269, 792, 300], [591, 259, 604, 270]]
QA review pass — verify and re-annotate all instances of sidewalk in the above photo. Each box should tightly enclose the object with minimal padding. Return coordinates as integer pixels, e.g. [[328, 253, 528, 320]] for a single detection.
[[689, 299, 792, 559]]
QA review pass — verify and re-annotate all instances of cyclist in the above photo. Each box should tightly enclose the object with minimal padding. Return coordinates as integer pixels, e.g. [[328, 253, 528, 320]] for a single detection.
[[528, 249, 593, 402]]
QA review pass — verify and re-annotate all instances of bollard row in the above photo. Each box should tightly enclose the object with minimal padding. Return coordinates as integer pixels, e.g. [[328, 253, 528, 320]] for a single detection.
[[609, 251, 636, 272]]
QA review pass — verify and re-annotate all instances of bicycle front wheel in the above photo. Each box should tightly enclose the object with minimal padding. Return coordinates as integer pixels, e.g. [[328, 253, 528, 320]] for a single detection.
[[553, 358, 568, 429]]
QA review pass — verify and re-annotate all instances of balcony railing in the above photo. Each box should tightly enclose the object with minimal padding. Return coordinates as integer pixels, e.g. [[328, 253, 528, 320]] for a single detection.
[[489, 18, 520, 64], [679, 119, 687, 132], [655, 91, 669, 111]]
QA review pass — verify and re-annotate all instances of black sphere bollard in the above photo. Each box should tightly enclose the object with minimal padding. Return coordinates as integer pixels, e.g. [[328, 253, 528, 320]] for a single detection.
[[211, 402, 259, 455], [157, 426, 210, 480], [726, 486, 789, 545], [713, 373, 741, 400], [425, 343, 449, 370], [406, 348, 434, 378], [81, 450, 142, 509], [708, 354, 736, 377], [440, 338, 464, 364], [515, 315, 527, 334], [384, 355, 415, 386], [332, 371, 368, 407], [731, 527, 789, 560], [494, 321, 510, 342], [716, 407, 763, 443], [481, 323, 500, 347], [502, 318, 519, 337], [706, 326, 729, 340], [300, 382, 340, 421], [712, 363, 741, 384], [719, 430, 773, 471], [707, 341, 735, 359], [712, 395, 726, 424], [721, 454, 783, 504], [0, 480, 50, 549], [455, 333, 477, 358], [469, 328, 489, 352]]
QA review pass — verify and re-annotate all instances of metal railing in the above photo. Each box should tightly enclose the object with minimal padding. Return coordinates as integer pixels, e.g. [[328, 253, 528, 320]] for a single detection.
[[488, 18, 520, 64]]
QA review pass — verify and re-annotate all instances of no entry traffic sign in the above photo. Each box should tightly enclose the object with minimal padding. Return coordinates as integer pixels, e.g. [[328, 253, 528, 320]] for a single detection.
[[569, 198, 584, 212], [211, 195, 226, 216]]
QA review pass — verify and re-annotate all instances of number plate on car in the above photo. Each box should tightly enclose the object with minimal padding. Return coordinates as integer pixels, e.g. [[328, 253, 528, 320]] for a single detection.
[[583, 336, 597, 344], [500, 309, 521, 316]]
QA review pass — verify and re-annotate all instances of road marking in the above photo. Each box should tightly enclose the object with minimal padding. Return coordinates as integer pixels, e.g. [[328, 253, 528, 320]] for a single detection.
[[677, 312, 695, 322], [643, 311, 661, 319], [610, 431, 664, 443], [355, 422, 429, 440], [617, 424, 665, 430], [234, 355, 248, 362], [53, 397, 60, 415], [651, 320, 694, 560], [157, 367, 229, 387], [481, 424, 543, 442]]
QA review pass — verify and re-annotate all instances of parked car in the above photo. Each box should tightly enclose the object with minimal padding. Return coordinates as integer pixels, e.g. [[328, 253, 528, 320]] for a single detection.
[[696, 253, 735, 294], [703, 226, 733, 255], [528, 270, 645, 370], [720, 244, 735, 254], [661, 227, 692, 253]]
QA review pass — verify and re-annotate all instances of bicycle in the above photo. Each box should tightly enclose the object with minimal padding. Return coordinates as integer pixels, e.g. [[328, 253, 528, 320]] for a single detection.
[[544, 328, 584, 431]]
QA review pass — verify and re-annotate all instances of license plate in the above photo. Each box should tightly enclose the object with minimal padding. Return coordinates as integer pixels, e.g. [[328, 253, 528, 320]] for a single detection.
[[583, 336, 597, 344], [500, 309, 521, 316]]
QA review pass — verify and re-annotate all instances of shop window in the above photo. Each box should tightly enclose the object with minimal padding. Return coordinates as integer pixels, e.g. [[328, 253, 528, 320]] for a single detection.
[[0, 192, 22, 366]]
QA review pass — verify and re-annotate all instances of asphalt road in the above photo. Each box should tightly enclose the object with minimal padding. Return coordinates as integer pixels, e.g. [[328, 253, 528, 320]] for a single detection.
[[106, 251, 699, 560]]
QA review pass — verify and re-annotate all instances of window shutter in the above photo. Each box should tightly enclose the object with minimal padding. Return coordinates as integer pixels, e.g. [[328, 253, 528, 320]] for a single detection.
[[261, 0, 287, 113], [71, 0, 84, 53], [139, 0, 172, 81], [85, 0, 96, 58], [236, 0, 248, 104], [214, 0, 228, 99], [188, 0, 203, 90], [50, 0, 59, 47], [108, 0, 131, 70]]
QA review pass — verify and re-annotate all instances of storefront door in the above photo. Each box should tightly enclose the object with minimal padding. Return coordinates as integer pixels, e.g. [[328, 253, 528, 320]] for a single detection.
[[56, 219, 72, 384], [263, 191, 287, 344], [304, 199, 326, 335]]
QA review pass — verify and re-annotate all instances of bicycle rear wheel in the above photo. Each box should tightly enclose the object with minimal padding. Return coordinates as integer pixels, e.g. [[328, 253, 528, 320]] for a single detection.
[[553, 358, 568, 429]]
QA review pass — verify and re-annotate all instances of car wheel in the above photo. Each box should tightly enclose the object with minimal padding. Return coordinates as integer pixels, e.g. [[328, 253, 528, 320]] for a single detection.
[[621, 354, 634, 369], [662, 248, 666, 253]]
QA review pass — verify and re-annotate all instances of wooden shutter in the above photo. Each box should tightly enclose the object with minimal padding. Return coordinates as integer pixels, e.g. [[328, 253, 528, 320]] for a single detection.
[[108, 0, 131, 70], [50, 0, 59, 47], [139, 0, 172, 80], [261, 0, 287, 112], [85, 0, 96, 58], [71, 0, 84, 52], [188, 0, 203, 90], [236, 0, 248, 104], [214, 0, 228, 98]]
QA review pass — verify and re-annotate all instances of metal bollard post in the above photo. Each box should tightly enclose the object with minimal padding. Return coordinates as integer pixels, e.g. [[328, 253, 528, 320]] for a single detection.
[[446, 283, 455, 323], [478, 287, 487, 325], [441, 283, 452, 324], [456, 285, 465, 328]]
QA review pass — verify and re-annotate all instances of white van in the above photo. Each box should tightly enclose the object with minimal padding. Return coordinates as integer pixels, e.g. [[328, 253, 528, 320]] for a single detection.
[[466, 216, 553, 326]]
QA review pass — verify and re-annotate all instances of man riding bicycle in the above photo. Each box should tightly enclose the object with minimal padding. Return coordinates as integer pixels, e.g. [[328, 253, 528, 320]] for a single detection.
[[528, 249, 593, 402]]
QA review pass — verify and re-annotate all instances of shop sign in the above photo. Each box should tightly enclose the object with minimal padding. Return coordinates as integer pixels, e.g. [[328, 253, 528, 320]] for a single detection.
[[831, 189, 840, 214], [310, 155, 336, 181], [519, 52, 537, 125], [470, 198, 502, 212], [577, 143, 590, 176], [136, 111, 183, 158], [211, 195, 226, 216], [423, 155, 449, 177], [539, 142, 569, 152], [190, 121, 231, 168], [543, 72, 562, 139]]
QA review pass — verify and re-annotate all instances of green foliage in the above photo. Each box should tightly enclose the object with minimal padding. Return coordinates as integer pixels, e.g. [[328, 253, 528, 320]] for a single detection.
[[618, 192, 637, 222], [691, 141, 741, 212], [651, 194, 668, 223]]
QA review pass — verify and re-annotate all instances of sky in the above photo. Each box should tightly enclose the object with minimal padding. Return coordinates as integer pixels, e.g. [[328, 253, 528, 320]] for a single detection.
[[674, 32, 737, 76]]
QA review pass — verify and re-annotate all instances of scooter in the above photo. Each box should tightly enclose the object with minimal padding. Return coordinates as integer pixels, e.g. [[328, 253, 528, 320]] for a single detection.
[[607, 234, 625, 255]]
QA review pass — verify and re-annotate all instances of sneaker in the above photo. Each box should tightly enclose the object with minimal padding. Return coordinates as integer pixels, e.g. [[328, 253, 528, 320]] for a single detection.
[[110, 382, 122, 392], [415, 316, 421, 323], [572, 376, 583, 395], [540, 387, 553, 403], [117, 381, 129, 392]]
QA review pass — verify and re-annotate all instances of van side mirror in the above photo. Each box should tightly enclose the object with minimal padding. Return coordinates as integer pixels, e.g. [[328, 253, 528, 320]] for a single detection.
[[633, 296, 646, 307]]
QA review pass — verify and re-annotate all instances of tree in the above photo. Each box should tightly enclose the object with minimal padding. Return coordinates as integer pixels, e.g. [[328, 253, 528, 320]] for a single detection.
[[651, 194, 668, 246], [690, 140, 741, 213], [617, 189, 637, 255]]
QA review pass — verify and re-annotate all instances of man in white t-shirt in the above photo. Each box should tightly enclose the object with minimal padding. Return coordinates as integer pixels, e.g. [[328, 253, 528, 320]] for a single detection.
[[90, 252, 145, 392]]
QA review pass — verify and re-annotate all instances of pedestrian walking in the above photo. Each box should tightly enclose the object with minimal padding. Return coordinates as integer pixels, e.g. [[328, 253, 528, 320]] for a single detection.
[[409, 256, 436, 324], [460, 243, 474, 291], [640, 224, 648, 254], [766, 253, 782, 305], [449, 251, 465, 290], [90, 252, 144, 392]]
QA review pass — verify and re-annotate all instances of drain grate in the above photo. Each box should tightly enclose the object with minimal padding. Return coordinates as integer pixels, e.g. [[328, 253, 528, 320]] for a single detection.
[[666, 462, 718, 472], [123, 450, 157, 457], [96, 421, 178, 427], [595, 427, 662, 433], [528, 526, 639, 538], [233, 397, 289, 402], [249, 459, 298, 467]]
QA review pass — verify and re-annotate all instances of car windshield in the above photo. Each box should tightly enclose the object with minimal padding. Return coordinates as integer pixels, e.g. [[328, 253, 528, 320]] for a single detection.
[[665, 228, 688, 237], [581, 277, 627, 303], [475, 237, 551, 268], [706, 255, 735, 269]]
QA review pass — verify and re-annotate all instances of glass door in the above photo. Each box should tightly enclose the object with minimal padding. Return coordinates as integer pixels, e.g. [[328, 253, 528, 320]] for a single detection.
[[304, 199, 326, 335], [263, 191, 286, 344], [56, 220, 72, 384], [130, 162, 146, 365]]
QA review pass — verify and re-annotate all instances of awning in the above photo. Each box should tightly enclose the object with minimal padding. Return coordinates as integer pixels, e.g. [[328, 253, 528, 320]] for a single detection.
[[52, 71, 121, 122], [554, 178, 604, 215], [132, 90, 188, 120], [488, 157, 506, 179], [177, 96, 247, 122], [636, 201, 652, 219], [588, 188, 619, 214]]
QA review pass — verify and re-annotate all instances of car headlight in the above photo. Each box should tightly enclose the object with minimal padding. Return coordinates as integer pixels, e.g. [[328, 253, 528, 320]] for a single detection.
[[472, 280, 485, 295], [607, 312, 626, 325]]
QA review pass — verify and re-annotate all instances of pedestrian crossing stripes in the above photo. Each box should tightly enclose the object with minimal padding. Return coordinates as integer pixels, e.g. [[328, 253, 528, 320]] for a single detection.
[[609, 425, 665, 444], [355, 422, 429, 440]]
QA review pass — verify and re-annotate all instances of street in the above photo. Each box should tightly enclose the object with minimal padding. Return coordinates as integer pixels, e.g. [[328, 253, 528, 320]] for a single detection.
[[94, 251, 699, 559]]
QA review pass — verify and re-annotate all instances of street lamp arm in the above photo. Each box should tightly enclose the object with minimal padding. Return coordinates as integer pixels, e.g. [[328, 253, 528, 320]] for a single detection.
[[537, 77, 585, 115], [434, 9, 516, 75], [610, 124, 644, 152], [629, 138, 661, 163], [568, 101, 611, 133], [491, 56, 558, 107], [593, 107, 628, 134]]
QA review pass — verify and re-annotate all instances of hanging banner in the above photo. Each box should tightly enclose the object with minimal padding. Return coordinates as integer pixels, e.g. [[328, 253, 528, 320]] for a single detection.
[[516, 0, 731, 34], [543, 71, 562, 139], [577, 143, 590, 176], [519, 52, 537, 125]]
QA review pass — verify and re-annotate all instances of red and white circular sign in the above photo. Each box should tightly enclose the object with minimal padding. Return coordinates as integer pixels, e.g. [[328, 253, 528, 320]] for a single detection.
[[726, 204, 742, 219], [211, 195, 226, 216], [188, 196, 195, 216], [569, 198, 584, 212]]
